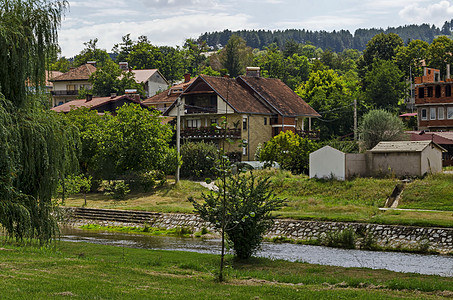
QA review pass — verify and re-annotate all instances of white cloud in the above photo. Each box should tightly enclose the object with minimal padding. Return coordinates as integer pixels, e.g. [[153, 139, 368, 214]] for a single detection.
[[275, 15, 365, 31], [399, 1, 453, 25], [59, 12, 254, 57], [140, 0, 218, 8]]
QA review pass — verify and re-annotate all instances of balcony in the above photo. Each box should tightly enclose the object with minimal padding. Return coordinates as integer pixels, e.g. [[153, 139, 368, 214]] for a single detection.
[[182, 127, 241, 139], [51, 90, 79, 96], [295, 130, 320, 140], [185, 105, 217, 114]]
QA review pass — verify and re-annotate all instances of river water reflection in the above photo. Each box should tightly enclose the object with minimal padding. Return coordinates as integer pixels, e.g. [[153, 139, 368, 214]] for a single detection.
[[61, 227, 453, 277]]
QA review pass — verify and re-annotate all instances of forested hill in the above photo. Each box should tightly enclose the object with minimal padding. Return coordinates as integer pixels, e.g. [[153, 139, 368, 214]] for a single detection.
[[198, 20, 453, 52]]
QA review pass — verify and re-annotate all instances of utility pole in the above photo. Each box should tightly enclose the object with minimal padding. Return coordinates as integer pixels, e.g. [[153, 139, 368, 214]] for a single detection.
[[354, 99, 357, 141], [176, 97, 181, 184]]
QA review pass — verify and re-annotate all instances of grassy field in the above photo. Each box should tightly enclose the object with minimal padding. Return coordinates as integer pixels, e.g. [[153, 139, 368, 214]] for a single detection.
[[1, 241, 453, 299], [62, 170, 453, 227]]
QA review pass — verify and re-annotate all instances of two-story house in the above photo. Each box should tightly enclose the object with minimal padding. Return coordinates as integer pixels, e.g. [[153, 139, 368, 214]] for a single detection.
[[165, 70, 320, 161], [415, 66, 453, 130], [119, 62, 169, 98], [143, 73, 195, 112], [50, 63, 96, 107]]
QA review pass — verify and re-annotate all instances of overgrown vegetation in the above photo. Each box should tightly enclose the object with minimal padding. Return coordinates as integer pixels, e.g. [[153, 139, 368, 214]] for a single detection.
[[180, 141, 219, 179]]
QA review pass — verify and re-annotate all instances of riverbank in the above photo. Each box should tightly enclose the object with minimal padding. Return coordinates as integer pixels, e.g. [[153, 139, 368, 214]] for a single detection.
[[61, 171, 453, 228], [1, 241, 453, 299], [62, 208, 453, 254]]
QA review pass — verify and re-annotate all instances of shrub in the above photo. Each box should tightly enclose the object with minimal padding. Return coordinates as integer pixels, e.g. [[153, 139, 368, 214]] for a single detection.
[[359, 109, 406, 150], [104, 181, 130, 200], [180, 141, 219, 179], [190, 172, 285, 259], [257, 130, 319, 174], [321, 228, 356, 249], [139, 170, 166, 192]]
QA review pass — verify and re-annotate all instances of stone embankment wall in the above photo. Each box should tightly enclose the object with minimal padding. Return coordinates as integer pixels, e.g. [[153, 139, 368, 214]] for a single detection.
[[62, 208, 453, 254]]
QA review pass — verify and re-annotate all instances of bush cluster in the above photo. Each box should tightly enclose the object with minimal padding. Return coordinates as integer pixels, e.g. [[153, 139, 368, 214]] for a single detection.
[[180, 141, 219, 179]]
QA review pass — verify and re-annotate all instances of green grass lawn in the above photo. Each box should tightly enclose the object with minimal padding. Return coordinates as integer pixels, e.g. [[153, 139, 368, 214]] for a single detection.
[[1, 241, 452, 299], [61, 170, 453, 227]]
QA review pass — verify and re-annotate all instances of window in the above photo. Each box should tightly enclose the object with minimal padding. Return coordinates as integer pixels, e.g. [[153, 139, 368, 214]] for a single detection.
[[447, 85, 452, 97], [264, 117, 267, 125], [187, 119, 201, 128], [66, 84, 76, 91], [435, 85, 441, 98], [427, 87, 433, 97], [242, 116, 247, 130], [421, 108, 427, 120], [430, 107, 436, 120], [438, 107, 445, 120], [448, 107, 453, 119], [419, 87, 425, 98]]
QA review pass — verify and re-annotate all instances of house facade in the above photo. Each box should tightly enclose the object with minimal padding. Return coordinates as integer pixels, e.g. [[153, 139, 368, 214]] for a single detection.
[[415, 67, 453, 130], [143, 74, 195, 113], [165, 72, 320, 161], [50, 63, 96, 107], [118, 62, 169, 98]]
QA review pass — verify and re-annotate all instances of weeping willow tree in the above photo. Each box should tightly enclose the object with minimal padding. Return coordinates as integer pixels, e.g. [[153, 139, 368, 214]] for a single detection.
[[0, 0, 80, 243]]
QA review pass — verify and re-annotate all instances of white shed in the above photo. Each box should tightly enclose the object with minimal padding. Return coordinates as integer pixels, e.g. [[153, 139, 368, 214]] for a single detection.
[[309, 146, 346, 180]]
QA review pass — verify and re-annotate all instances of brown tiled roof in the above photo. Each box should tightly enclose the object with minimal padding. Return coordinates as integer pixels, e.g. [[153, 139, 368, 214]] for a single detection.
[[46, 71, 63, 87], [238, 76, 320, 117], [51, 64, 96, 81], [50, 95, 147, 113], [196, 75, 273, 114], [143, 78, 196, 106]]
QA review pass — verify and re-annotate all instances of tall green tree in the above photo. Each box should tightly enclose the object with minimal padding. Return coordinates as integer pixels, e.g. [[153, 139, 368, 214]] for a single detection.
[[73, 38, 111, 68], [0, 0, 80, 243], [394, 39, 429, 78], [296, 69, 357, 139], [89, 60, 145, 97], [221, 35, 253, 77], [426, 36, 453, 77], [364, 60, 406, 109], [359, 33, 404, 78]]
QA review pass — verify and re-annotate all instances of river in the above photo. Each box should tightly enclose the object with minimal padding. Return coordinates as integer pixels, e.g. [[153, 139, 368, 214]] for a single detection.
[[61, 227, 453, 277]]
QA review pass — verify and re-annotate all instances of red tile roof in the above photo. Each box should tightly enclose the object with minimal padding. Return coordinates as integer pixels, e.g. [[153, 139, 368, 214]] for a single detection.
[[238, 76, 320, 117], [143, 78, 196, 106], [199, 75, 273, 114], [51, 64, 96, 81], [50, 95, 147, 113]]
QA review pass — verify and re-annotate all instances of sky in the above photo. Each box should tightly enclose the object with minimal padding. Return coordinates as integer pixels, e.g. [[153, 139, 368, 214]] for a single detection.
[[59, 0, 453, 57]]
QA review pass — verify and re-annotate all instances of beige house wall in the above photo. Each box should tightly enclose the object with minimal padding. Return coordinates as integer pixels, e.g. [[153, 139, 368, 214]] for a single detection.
[[242, 114, 273, 161]]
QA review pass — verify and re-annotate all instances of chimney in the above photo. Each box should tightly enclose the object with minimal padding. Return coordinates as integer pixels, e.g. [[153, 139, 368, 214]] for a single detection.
[[119, 62, 128, 71], [447, 64, 451, 80], [110, 93, 117, 99], [87, 61, 96, 67], [86, 94, 93, 102], [184, 73, 191, 83], [246, 67, 260, 77], [125, 89, 140, 102]]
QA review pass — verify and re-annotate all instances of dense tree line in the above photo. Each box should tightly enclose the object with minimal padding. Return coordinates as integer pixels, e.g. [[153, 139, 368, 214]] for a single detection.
[[199, 21, 453, 52]]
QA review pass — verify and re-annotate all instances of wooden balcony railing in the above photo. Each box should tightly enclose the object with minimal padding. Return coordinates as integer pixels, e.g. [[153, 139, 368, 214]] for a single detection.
[[295, 129, 320, 140], [182, 127, 241, 139], [51, 90, 79, 96]]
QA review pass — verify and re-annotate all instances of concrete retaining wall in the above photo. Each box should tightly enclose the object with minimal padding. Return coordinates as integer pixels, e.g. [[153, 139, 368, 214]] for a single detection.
[[63, 208, 453, 254]]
